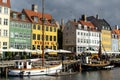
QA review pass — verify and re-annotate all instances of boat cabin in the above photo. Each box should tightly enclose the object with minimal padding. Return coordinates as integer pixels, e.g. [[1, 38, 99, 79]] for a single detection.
[[15, 60, 32, 69]]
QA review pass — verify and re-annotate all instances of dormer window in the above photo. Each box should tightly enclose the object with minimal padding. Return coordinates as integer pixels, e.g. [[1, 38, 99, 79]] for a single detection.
[[51, 19, 55, 24], [2, 0, 7, 3], [33, 16, 38, 22], [78, 24, 81, 29], [21, 14, 25, 20], [84, 25, 87, 30], [13, 13, 17, 19]]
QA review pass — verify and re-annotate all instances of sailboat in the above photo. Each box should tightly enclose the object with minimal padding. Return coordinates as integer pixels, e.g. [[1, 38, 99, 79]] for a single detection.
[[81, 36, 113, 71], [8, 0, 62, 76]]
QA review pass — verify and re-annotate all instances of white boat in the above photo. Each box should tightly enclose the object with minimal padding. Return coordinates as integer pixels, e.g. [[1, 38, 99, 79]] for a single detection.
[[8, 60, 62, 76]]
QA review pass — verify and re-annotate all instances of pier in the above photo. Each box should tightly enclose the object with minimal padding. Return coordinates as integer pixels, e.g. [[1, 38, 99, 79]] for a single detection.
[[0, 61, 15, 77]]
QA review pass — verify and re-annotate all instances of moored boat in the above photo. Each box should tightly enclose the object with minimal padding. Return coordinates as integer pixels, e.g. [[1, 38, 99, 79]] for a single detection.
[[8, 60, 62, 76]]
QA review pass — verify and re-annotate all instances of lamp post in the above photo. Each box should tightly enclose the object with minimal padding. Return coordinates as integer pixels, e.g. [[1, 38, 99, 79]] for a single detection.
[[42, 0, 45, 67]]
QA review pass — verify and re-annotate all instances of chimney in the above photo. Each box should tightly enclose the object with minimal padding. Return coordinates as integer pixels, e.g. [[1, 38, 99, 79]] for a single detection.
[[61, 18, 64, 26], [32, 4, 38, 12], [115, 25, 119, 30], [81, 14, 87, 22], [96, 14, 99, 19], [74, 19, 77, 22], [61, 19, 64, 31]]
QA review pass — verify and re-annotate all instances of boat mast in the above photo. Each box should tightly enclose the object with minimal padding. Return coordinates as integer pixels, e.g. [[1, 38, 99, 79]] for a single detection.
[[98, 33, 101, 57], [42, 0, 45, 67]]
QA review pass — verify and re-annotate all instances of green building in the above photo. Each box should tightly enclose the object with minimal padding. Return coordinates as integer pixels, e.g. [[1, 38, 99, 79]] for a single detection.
[[10, 10, 32, 49]]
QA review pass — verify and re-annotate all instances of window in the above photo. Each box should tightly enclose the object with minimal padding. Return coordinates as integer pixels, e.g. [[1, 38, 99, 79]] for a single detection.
[[37, 34, 40, 40], [21, 14, 25, 20], [33, 24, 36, 29], [38, 25, 40, 30], [0, 18, 2, 25], [46, 26, 48, 31], [46, 35, 48, 41], [4, 7, 8, 14], [34, 17, 38, 22], [13, 13, 17, 19], [3, 30, 7, 36], [54, 27, 56, 32], [54, 36, 56, 41], [4, 19, 8, 25], [33, 34, 36, 40], [37, 45, 40, 49], [50, 27, 52, 32], [50, 36, 52, 41], [0, 6, 2, 13], [3, 42, 7, 46]]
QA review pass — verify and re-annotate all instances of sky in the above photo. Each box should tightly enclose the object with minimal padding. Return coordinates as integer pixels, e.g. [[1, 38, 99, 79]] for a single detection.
[[10, 0, 120, 27]]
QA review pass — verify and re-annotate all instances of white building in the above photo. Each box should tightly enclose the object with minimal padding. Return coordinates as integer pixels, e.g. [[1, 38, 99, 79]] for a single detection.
[[0, 0, 10, 49], [63, 18, 100, 55]]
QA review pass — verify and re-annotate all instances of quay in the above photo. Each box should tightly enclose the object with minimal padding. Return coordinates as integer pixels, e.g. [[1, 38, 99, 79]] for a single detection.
[[0, 60, 15, 77]]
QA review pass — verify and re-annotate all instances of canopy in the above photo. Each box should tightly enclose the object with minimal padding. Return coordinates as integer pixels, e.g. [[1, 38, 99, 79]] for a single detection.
[[56, 49, 71, 53], [24, 49, 42, 53], [44, 49, 57, 53], [2, 48, 23, 52]]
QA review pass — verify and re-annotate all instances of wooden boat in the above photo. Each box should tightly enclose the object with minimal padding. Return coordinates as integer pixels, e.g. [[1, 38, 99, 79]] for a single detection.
[[81, 38, 113, 71], [81, 60, 110, 70], [8, 60, 62, 76]]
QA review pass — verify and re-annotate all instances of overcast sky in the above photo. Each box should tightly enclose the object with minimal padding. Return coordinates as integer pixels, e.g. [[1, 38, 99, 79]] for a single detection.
[[11, 0, 120, 27]]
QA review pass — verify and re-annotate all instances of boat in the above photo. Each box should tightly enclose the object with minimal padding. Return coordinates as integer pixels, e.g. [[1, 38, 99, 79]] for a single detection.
[[8, 60, 62, 76], [81, 36, 113, 71]]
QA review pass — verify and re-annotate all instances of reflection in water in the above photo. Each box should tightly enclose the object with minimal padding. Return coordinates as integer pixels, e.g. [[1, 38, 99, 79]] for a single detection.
[[1, 68, 120, 80]]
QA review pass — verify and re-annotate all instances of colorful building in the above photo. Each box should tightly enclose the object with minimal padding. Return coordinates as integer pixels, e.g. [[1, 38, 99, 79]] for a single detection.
[[23, 5, 58, 54], [0, 0, 10, 49], [101, 29, 112, 52], [112, 26, 120, 52], [63, 15, 100, 54], [87, 15, 112, 52], [10, 10, 32, 49]]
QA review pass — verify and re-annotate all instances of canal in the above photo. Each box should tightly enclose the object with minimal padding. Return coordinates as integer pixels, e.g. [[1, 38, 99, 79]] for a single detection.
[[1, 67, 120, 80]]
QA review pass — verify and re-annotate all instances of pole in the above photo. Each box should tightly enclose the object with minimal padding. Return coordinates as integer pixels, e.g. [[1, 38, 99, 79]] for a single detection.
[[42, 0, 45, 67]]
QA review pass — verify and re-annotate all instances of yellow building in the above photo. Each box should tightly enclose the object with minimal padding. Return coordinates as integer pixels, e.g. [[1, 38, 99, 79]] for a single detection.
[[23, 5, 58, 54], [32, 24, 58, 50], [101, 30, 112, 52]]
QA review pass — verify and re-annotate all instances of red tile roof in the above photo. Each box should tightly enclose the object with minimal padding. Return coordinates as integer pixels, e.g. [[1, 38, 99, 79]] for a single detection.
[[23, 9, 55, 26], [112, 29, 120, 34], [79, 20, 95, 29], [10, 10, 31, 23], [0, 0, 10, 8]]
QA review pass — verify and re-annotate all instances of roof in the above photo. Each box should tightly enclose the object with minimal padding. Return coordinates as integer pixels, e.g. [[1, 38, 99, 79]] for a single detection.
[[87, 16, 112, 30], [79, 20, 95, 29], [22, 9, 57, 26], [0, 0, 10, 8], [67, 20, 98, 32], [112, 29, 120, 34], [10, 10, 31, 23]]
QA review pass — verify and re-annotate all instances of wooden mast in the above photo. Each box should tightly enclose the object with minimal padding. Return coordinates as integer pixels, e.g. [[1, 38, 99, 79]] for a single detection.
[[42, 0, 45, 67], [98, 33, 101, 58]]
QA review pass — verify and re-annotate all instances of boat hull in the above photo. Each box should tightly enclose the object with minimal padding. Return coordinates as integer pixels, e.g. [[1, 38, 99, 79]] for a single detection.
[[81, 63, 110, 71], [8, 64, 62, 76]]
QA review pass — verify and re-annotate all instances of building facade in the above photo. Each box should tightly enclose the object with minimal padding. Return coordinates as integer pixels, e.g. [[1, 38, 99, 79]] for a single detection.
[[23, 5, 58, 54], [10, 11, 32, 49], [63, 17, 100, 54], [0, 0, 10, 49]]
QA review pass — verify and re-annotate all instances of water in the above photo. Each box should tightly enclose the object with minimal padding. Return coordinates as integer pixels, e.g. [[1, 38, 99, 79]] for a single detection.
[[1, 68, 120, 80]]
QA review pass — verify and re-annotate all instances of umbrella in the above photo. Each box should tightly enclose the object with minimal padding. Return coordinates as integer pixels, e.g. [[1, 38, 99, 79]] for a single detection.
[[3, 47, 23, 52], [24, 49, 42, 53], [56, 49, 71, 53], [44, 49, 57, 53]]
